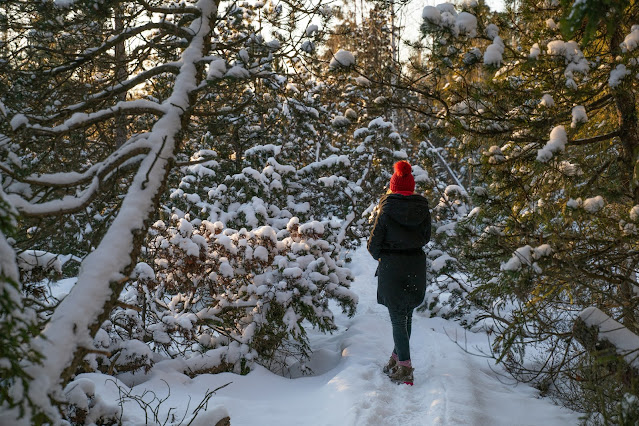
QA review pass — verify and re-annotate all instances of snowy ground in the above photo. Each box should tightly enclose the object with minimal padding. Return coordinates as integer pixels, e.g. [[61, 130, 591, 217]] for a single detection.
[[68, 246, 581, 425]]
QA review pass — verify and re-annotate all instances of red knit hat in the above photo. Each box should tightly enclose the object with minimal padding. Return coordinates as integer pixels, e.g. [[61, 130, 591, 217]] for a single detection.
[[390, 161, 415, 194]]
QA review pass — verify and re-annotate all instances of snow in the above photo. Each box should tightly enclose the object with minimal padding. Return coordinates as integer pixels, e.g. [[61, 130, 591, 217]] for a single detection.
[[540, 94, 555, 108], [485, 24, 499, 40], [329, 50, 355, 68], [534, 244, 552, 258], [332, 115, 351, 127], [354, 76, 370, 87], [547, 40, 568, 56], [431, 253, 456, 272], [571, 105, 587, 127], [16, 250, 62, 273], [609, 64, 630, 88], [529, 43, 541, 59], [583, 195, 604, 213], [436, 3, 457, 16], [567, 198, 581, 209], [422, 5, 477, 37], [501, 245, 551, 272], [207, 58, 226, 80], [455, 12, 477, 37], [621, 25, 639, 52], [484, 36, 504, 67], [501, 245, 533, 271], [225, 65, 250, 79], [0, 234, 19, 283], [422, 6, 441, 24], [73, 246, 579, 425], [10, 114, 28, 130], [537, 125, 567, 162], [546, 40, 590, 83]]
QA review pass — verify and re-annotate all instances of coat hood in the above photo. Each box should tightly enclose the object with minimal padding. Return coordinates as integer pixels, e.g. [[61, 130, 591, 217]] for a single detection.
[[379, 193, 430, 227]]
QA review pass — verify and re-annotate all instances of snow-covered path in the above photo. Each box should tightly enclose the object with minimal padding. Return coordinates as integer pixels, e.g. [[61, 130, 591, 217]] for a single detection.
[[85, 246, 580, 425]]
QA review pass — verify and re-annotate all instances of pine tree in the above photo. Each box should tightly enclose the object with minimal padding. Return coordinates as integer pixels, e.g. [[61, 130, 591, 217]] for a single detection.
[[403, 0, 639, 417]]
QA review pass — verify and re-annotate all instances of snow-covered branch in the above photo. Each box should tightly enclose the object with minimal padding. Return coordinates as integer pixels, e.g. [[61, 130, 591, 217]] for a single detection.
[[136, 0, 202, 15], [574, 306, 639, 371], [569, 129, 621, 146], [44, 63, 182, 120], [423, 138, 466, 191], [1, 143, 149, 189], [15, 99, 166, 134]]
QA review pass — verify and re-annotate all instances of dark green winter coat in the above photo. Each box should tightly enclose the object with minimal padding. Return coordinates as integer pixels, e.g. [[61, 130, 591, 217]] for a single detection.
[[367, 193, 431, 310]]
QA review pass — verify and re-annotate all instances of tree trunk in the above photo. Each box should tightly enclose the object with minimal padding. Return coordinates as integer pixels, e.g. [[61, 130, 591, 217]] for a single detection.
[[611, 26, 639, 332], [114, 6, 128, 148]]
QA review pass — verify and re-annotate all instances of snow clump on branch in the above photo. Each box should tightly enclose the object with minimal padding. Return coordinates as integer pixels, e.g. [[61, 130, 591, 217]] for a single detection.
[[571, 105, 588, 127], [207, 58, 227, 80], [422, 3, 477, 37], [621, 25, 639, 52], [529, 43, 541, 59], [540, 94, 555, 108], [484, 36, 505, 67], [306, 24, 319, 36], [329, 49, 355, 69], [500, 244, 552, 272], [479, 23, 504, 66], [609, 64, 630, 88], [536, 125, 567, 162], [583, 196, 605, 213], [546, 40, 590, 87]]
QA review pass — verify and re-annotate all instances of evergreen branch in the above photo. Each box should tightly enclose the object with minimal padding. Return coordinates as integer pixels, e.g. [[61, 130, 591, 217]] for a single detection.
[[570, 130, 620, 146], [137, 0, 202, 15]]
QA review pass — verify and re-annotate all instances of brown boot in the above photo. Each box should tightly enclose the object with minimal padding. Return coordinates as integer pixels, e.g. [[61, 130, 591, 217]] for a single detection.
[[382, 356, 397, 375], [388, 364, 414, 385]]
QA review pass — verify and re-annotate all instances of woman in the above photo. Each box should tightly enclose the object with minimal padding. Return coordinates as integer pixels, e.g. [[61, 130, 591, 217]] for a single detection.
[[367, 160, 431, 386]]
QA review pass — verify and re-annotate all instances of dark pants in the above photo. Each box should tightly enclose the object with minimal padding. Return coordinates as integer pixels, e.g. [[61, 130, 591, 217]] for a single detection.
[[388, 307, 413, 362]]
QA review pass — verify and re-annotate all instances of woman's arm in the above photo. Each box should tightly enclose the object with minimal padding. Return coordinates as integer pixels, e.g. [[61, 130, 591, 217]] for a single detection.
[[367, 213, 386, 260]]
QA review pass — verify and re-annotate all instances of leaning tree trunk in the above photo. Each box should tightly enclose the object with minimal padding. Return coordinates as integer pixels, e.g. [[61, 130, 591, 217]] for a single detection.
[[573, 307, 639, 391]]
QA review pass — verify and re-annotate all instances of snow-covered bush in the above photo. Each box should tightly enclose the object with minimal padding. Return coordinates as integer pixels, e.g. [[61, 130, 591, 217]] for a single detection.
[[96, 215, 356, 376], [300, 116, 409, 250], [0, 194, 44, 422], [410, 139, 476, 324]]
